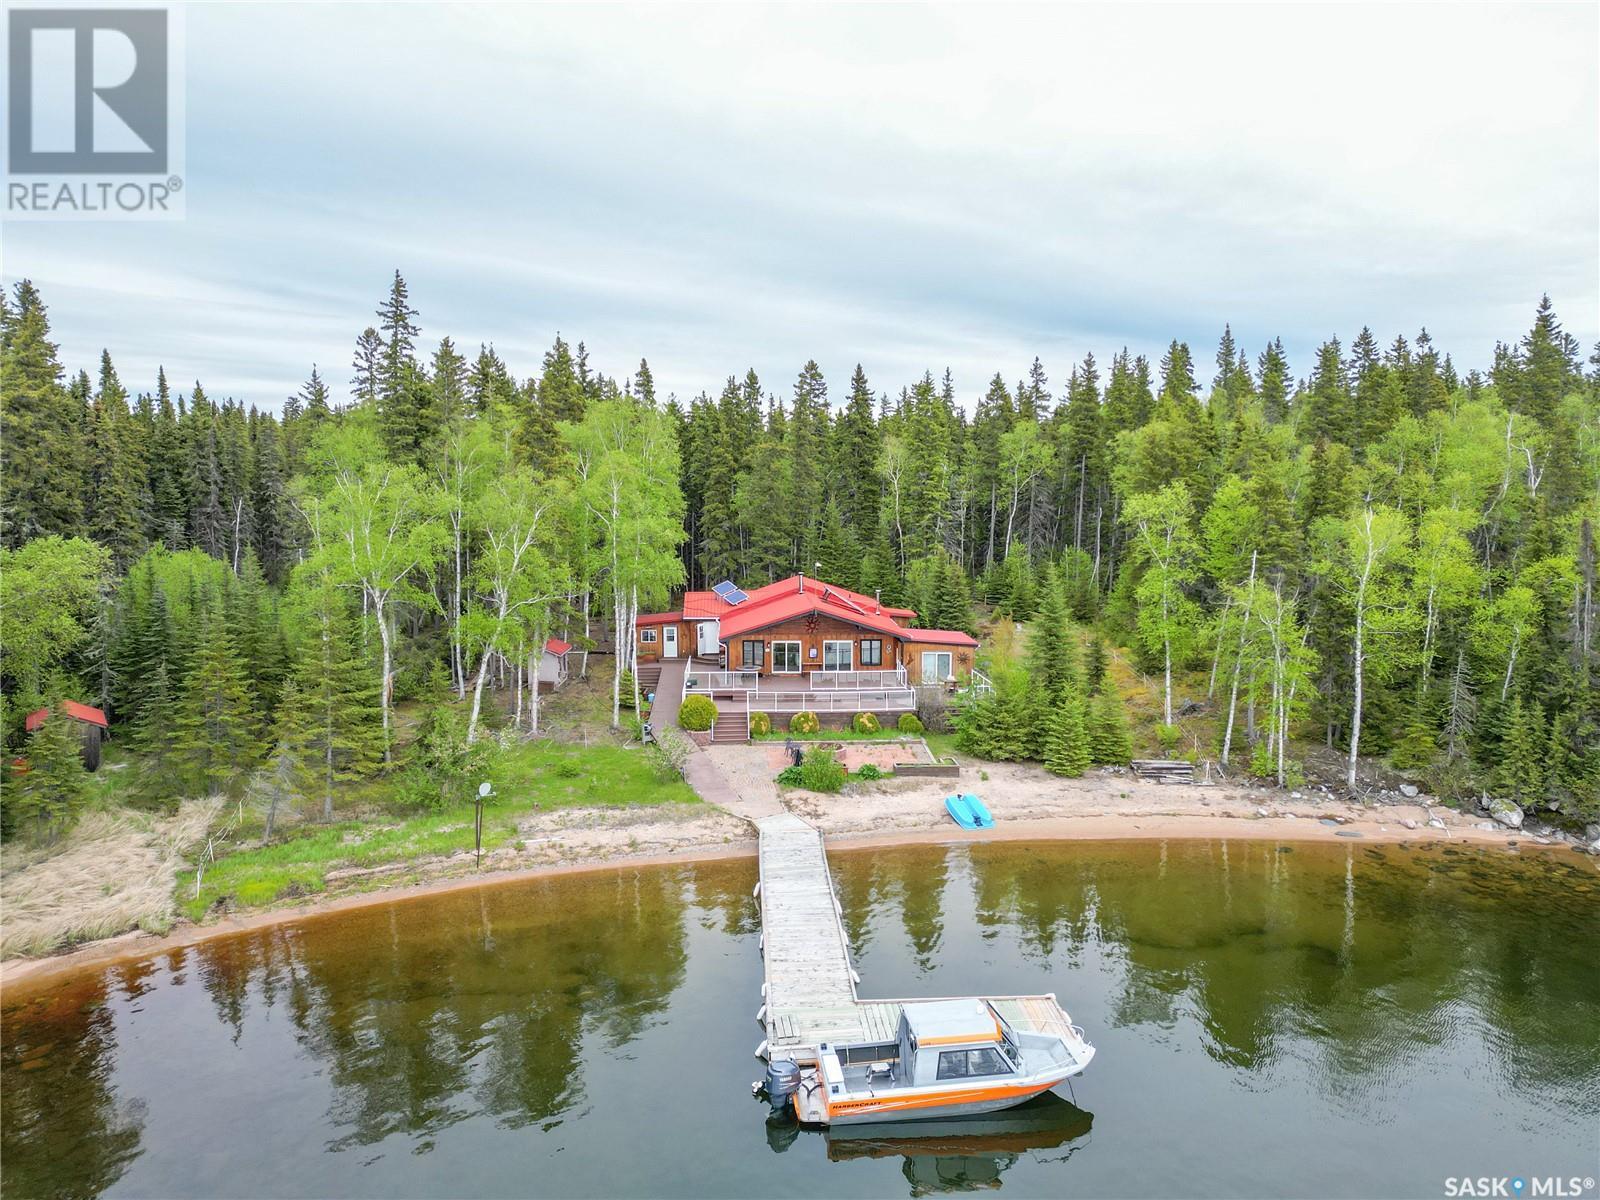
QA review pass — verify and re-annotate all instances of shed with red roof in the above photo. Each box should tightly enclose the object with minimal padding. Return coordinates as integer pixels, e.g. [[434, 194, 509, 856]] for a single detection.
[[22, 701, 109, 771], [536, 637, 573, 693]]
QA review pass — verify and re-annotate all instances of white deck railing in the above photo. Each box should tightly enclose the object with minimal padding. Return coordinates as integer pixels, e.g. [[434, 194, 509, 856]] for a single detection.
[[745, 688, 917, 713], [684, 669, 760, 692], [807, 668, 908, 689]]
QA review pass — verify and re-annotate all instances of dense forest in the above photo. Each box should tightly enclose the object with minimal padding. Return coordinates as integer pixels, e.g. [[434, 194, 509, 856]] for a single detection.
[[2, 273, 1596, 839]]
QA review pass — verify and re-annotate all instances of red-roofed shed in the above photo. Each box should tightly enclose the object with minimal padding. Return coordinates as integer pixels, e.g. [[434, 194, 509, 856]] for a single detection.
[[22, 701, 109, 771]]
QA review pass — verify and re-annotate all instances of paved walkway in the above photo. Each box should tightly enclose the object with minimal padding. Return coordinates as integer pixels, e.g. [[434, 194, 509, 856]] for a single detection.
[[651, 661, 783, 822]]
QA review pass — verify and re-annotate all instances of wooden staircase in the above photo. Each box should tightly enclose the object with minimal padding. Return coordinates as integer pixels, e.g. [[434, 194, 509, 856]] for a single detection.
[[712, 708, 749, 744], [636, 662, 663, 699]]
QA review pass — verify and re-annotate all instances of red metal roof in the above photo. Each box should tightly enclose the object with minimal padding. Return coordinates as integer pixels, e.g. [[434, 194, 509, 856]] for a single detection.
[[635, 611, 682, 626], [638, 574, 966, 653], [899, 628, 980, 647], [544, 637, 572, 656], [25, 701, 108, 731]]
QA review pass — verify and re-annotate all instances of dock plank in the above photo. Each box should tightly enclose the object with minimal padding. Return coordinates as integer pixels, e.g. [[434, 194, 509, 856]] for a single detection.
[[755, 811, 1076, 1060]]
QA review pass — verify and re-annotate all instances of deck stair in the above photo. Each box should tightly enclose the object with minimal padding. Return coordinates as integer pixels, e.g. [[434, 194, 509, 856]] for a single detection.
[[636, 662, 663, 697], [712, 709, 749, 744]]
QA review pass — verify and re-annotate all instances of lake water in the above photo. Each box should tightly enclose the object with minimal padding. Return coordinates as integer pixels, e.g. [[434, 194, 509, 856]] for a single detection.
[[4, 840, 1598, 1199]]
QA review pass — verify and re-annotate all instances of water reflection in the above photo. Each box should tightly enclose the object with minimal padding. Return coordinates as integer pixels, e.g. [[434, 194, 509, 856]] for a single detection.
[[764, 1094, 1094, 1195], [2, 843, 1596, 1200]]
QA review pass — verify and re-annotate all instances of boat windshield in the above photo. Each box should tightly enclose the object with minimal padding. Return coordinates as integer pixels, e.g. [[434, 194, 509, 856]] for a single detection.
[[935, 1047, 1013, 1080]]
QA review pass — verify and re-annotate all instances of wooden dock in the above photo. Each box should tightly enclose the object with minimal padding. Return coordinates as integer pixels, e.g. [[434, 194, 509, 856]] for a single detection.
[[754, 812, 1080, 1060]]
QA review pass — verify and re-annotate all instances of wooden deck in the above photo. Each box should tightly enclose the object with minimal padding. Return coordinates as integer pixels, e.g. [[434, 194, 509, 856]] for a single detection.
[[754, 812, 1079, 1060]]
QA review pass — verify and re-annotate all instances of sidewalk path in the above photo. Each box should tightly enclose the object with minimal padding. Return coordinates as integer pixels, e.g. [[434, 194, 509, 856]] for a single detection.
[[650, 663, 784, 822]]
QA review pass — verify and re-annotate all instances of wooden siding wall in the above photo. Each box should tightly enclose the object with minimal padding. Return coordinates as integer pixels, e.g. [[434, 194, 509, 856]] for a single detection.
[[728, 615, 905, 675], [636, 621, 691, 661], [902, 640, 976, 685]]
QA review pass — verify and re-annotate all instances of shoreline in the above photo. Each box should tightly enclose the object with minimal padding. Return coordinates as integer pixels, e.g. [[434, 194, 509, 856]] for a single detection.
[[0, 807, 1576, 993]]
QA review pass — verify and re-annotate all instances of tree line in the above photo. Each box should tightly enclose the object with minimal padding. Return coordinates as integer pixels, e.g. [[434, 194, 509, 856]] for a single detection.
[[1, 273, 1596, 835]]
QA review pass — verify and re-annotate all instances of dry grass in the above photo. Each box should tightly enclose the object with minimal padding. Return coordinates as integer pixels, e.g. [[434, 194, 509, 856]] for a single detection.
[[0, 799, 220, 959]]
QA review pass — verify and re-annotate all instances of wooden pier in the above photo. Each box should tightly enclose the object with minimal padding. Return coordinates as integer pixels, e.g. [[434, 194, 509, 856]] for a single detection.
[[753, 812, 1080, 1061]]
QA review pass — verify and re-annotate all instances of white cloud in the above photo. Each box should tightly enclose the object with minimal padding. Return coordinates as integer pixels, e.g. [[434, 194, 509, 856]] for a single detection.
[[4, 2, 1594, 409]]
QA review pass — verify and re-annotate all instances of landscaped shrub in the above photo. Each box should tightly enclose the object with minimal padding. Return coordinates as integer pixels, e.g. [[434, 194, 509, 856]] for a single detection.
[[775, 765, 805, 787], [618, 669, 636, 710], [789, 710, 820, 735], [855, 763, 886, 781], [678, 694, 717, 732], [798, 748, 846, 792], [896, 713, 924, 734], [749, 711, 772, 736], [852, 712, 881, 734]]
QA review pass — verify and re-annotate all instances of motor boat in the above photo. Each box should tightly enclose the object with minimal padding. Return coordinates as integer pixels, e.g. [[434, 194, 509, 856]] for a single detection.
[[759, 997, 1094, 1126]]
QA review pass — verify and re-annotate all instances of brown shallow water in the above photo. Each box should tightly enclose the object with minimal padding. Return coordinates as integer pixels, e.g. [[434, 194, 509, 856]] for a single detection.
[[3, 839, 1598, 1199]]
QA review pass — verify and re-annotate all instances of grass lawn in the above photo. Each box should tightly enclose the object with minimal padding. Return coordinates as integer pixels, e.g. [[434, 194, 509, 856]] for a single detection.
[[177, 738, 697, 920]]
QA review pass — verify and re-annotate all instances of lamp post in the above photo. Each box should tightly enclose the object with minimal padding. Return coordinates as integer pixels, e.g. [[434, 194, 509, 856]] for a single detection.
[[475, 780, 493, 868]]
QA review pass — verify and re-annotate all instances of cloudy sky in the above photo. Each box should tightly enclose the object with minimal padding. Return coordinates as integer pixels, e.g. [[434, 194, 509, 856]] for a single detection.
[[5, 2, 1596, 410]]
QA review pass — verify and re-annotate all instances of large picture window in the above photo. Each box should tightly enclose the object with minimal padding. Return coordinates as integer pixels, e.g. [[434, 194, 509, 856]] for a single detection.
[[823, 640, 853, 671], [860, 639, 882, 667], [741, 640, 764, 668], [921, 650, 954, 683], [771, 641, 801, 673]]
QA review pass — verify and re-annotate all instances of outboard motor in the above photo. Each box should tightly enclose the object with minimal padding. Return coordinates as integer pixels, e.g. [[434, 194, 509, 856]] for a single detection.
[[757, 1057, 801, 1118]]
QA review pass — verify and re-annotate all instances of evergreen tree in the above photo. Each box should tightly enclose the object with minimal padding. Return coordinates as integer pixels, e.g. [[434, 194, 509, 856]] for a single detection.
[[1494, 693, 1545, 806], [1026, 569, 1078, 706], [1087, 691, 1133, 764], [1257, 338, 1291, 425], [169, 606, 261, 795], [1044, 694, 1092, 777], [11, 698, 91, 835], [1083, 634, 1109, 695], [279, 574, 379, 820], [1, 281, 84, 545]]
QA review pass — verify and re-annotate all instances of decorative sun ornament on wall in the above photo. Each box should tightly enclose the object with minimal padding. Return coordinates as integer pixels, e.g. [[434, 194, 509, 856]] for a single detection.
[[804, 614, 821, 634]]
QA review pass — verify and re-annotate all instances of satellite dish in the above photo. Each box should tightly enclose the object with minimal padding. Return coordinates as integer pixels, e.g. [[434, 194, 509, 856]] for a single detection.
[[478, 781, 493, 798]]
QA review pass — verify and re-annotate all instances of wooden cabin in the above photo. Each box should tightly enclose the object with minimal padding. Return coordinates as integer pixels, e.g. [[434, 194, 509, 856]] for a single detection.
[[636, 575, 978, 685]]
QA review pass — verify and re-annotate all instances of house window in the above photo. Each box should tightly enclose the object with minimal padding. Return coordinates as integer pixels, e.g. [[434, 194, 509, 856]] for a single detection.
[[741, 640, 764, 668], [641, 628, 658, 644], [772, 641, 801, 673], [921, 651, 954, 683], [823, 640, 852, 671], [936, 1048, 1012, 1080], [860, 639, 882, 667]]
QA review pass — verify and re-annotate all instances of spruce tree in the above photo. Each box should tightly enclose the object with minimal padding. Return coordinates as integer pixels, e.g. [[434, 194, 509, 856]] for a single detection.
[[13, 699, 90, 835], [1083, 635, 1109, 695], [170, 606, 261, 795], [0, 281, 84, 545], [278, 575, 379, 821], [1044, 694, 1092, 777], [1026, 570, 1078, 707], [1087, 691, 1133, 765], [1494, 694, 1544, 806]]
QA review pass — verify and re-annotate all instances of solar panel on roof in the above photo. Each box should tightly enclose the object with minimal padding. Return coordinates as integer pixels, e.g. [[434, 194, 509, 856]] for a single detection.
[[711, 580, 749, 605]]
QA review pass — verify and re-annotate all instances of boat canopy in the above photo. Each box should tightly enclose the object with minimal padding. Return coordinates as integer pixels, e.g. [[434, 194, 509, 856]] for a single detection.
[[902, 999, 1002, 1046]]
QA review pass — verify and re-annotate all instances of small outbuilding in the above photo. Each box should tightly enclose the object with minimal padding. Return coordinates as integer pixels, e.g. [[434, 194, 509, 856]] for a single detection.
[[23, 701, 109, 771], [537, 638, 572, 694]]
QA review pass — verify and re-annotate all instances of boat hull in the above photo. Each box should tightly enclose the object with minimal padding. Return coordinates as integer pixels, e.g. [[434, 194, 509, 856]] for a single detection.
[[799, 1052, 1091, 1127]]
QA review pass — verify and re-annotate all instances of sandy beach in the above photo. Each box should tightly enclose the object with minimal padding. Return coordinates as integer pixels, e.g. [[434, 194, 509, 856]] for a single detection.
[[7, 756, 1585, 993]]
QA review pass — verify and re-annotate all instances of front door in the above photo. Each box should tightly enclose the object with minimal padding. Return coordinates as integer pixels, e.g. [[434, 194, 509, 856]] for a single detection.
[[663, 625, 679, 658]]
